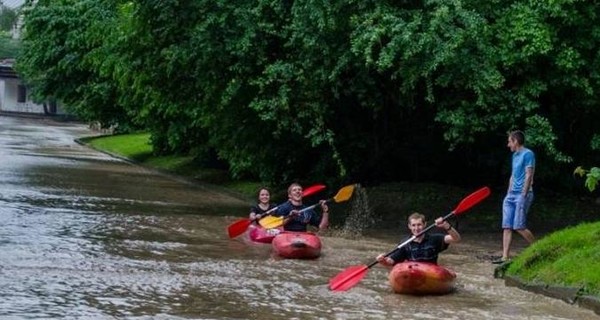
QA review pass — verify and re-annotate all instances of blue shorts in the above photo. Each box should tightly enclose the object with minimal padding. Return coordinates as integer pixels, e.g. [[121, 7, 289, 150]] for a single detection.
[[502, 191, 534, 229]]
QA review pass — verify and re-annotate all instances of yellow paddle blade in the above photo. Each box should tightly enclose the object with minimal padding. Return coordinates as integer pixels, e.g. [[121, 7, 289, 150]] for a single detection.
[[333, 184, 355, 203], [258, 215, 284, 229]]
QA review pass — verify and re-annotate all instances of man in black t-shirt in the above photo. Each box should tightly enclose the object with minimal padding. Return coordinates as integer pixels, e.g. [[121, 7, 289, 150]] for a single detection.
[[376, 212, 461, 265]]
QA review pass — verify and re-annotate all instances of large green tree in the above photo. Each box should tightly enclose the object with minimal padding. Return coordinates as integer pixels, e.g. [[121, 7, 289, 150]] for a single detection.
[[0, 4, 20, 58], [0, 33, 19, 58], [16, 0, 600, 189], [0, 3, 18, 31], [17, 0, 131, 128]]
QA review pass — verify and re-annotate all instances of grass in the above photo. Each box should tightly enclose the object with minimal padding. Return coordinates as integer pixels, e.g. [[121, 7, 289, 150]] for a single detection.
[[85, 132, 153, 161], [83, 133, 263, 198], [506, 221, 600, 297]]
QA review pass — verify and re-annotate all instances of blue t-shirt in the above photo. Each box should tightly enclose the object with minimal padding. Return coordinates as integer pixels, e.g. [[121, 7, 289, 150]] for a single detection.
[[511, 147, 535, 193], [389, 234, 448, 264], [274, 201, 321, 232]]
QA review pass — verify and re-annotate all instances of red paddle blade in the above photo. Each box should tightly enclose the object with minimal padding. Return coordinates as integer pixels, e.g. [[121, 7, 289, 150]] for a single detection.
[[227, 218, 252, 238], [303, 184, 326, 197], [453, 186, 491, 216], [329, 265, 369, 292]]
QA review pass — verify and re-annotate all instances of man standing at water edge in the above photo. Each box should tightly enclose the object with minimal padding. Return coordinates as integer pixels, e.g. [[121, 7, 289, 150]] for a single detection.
[[493, 130, 536, 264]]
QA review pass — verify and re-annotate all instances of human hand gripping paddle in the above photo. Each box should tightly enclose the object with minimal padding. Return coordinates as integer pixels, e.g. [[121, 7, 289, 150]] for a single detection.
[[226, 184, 326, 238], [258, 184, 356, 229], [328, 186, 491, 292]]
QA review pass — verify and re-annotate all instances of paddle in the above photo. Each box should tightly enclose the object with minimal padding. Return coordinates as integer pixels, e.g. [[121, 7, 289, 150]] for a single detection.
[[258, 184, 356, 229], [226, 184, 326, 238], [328, 186, 491, 292]]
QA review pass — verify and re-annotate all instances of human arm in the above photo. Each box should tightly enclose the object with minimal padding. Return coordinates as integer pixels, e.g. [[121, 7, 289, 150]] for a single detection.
[[249, 206, 260, 220], [523, 166, 535, 196], [318, 200, 329, 230], [277, 202, 300, 226], [376, 254, 395, 267], [515, 166, 535, 210], [435, 217, 461, 244], [283, 209, 301, 226], [376, 248, 406, 267]]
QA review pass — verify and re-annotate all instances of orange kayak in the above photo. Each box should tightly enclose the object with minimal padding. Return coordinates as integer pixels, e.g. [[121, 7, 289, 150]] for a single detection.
[[272, 232, 321, 259], [388, 261, 456, 295]]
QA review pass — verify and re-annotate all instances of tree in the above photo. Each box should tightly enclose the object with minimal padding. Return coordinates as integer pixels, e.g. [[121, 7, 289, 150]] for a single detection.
[[574, 167, 599, 192], [16, 0, 600, 188], [17, 0, 132, 128], [574, 134, 600, 192], [0, 4, 18, 32], [0, 33, 19, 58]]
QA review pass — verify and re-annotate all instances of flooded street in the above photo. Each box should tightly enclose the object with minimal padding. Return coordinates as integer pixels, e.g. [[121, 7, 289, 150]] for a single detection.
[[0, 115, 597, 319]]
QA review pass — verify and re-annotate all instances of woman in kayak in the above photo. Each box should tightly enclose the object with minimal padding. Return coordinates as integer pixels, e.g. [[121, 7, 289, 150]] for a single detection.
[[275, 183, 329, 232], [376, 212, 461, 265], [249, 187, 276, 223]]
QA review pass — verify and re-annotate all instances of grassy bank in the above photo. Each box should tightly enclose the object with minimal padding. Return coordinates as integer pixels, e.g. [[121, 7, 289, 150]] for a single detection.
[[80, 133, 262, 198], [506, 221, 600, 298]]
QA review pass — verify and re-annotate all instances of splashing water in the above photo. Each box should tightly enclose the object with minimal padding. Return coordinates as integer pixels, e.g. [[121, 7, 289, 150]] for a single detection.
[[335, 184, 378, 238]]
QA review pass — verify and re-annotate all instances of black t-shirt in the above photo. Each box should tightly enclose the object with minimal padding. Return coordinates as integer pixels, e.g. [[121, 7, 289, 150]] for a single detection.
[[250, 204, 276, 216], [389, 233, 448, 264], [250, 204, 276, 224]]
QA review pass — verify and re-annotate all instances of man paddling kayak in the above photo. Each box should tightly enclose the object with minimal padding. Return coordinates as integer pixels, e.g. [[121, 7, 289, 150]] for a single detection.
[[274, 183, 329, 232], [376, 212, 461, 266]]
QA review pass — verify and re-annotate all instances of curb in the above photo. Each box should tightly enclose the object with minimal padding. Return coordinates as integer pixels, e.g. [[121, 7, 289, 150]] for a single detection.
[[495, 265, 600, 316], [74, 137, 252, 205]]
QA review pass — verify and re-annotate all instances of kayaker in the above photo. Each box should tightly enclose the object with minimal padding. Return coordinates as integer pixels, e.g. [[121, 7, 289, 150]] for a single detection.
[[249, 187, 276, 223], [274, 183, 329, 232], [493, 130, 536, 264], [375, 212, 461, 266]]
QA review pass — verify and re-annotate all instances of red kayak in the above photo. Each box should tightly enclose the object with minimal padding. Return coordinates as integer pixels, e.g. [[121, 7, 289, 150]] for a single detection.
[[272, 232, 321, 259], [248, 225, 281, 244], [388, 261, 456, 295]]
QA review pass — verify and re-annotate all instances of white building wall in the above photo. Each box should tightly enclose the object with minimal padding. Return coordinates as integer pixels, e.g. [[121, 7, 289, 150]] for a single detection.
[[0, 78, 46, 114]]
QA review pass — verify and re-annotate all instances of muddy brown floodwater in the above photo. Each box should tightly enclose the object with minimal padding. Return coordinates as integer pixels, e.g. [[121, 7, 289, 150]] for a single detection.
[[0, 115, 597, 319]]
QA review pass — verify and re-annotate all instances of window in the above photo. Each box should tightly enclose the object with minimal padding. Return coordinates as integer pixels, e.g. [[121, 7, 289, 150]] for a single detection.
[[17, 85, 26, 103]]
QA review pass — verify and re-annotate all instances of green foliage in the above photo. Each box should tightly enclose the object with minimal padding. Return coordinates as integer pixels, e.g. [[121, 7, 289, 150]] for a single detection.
[[0, 33, 19, 58], [109, 0, 356, 182], [574, 166, 600, 192], [17, 0, 132, 128], [0, 4, 18, 31], [592, 135, 600, 151], [15, 0, 600, 187], [507, 222, 600, 297], [525, 115, 571, 163]]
